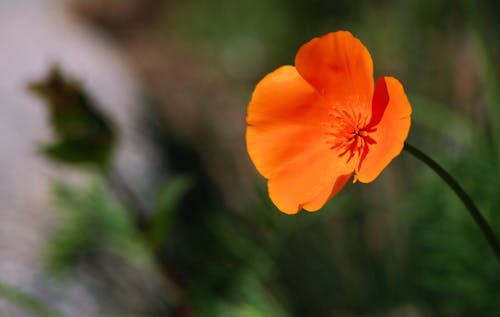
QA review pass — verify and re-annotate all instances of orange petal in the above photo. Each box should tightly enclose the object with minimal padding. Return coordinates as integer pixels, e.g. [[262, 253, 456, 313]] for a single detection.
[[302, 173, 352, 212], [267, 147, 353, 214], [295, 31, 374, 114], [356, 77, 412, 183], [246, 65, 328, 179], [246, 65, 353, 214]]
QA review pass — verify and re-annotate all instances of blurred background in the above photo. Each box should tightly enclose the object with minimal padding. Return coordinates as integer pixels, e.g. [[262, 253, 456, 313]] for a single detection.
[[1, 0, 499, 316]]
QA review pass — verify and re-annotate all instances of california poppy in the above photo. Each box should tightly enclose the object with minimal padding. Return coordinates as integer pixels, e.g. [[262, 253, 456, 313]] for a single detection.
[[246, 31, 412, 214]]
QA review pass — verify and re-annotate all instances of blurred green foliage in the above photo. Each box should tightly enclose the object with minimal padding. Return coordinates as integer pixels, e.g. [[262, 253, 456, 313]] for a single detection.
[[28, 67, 116, 167], [45, 180, 150, 275], [149, 175, 194, 249]]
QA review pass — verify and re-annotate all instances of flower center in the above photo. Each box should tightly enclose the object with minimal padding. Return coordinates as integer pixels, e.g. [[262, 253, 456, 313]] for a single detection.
[[325, 108, 374, 163]]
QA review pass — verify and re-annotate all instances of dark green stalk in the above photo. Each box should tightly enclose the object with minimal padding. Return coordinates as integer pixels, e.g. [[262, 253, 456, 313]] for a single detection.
[[404, 142, 500, 263]]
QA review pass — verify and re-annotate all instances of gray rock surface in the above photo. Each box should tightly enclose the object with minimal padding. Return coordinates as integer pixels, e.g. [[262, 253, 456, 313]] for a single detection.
[[0, 1, 158, 315]]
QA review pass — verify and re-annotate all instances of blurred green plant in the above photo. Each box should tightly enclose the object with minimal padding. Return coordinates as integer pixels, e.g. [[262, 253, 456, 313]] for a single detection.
[[149, 175, 195, 249], [28, 67, 116, 167], [404, 157, 500, 316], [45, 180, 150, 274]]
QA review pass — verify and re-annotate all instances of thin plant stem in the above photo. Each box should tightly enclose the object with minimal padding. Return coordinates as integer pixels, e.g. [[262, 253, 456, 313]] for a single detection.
[[102, 166, 150, 232], [404, 142, 500, 263]]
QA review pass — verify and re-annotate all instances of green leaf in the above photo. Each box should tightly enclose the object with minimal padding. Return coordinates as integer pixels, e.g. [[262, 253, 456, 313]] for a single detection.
[[28, 66, 117, 167]]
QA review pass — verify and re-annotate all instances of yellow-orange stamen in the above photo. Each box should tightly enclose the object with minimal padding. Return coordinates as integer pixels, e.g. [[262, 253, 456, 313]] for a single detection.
[[325, 109, 370, 162]]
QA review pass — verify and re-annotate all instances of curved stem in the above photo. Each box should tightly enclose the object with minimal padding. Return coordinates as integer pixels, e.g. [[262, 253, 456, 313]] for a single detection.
[[404, 142, 500, 263]]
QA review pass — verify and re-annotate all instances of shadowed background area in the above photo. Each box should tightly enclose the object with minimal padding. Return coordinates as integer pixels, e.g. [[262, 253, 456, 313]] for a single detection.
[[0, 0, 499, 316]]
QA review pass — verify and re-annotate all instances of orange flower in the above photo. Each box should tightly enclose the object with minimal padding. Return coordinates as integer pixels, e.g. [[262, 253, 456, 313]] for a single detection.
[[246, 31, 412, 214]]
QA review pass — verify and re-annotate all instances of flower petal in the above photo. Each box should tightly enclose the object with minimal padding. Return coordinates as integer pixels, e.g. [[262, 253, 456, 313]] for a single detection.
[[356, 76, 412, 183], [302, 173, 352, 212], [246, 65, 328, 179], [295, 31, 374, 114], [246, 65, 354, 214], [268, 147, 353, 214]]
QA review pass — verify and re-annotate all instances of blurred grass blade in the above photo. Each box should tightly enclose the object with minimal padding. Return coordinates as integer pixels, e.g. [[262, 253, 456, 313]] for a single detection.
[[28, 66, 117, 167], [459, 0, 500, 161], [149, 175, 194, 248], [0, 281, 65, 317]]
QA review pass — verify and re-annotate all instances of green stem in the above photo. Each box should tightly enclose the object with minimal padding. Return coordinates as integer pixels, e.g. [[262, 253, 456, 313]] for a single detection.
[[404, 142, 500, 263]]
